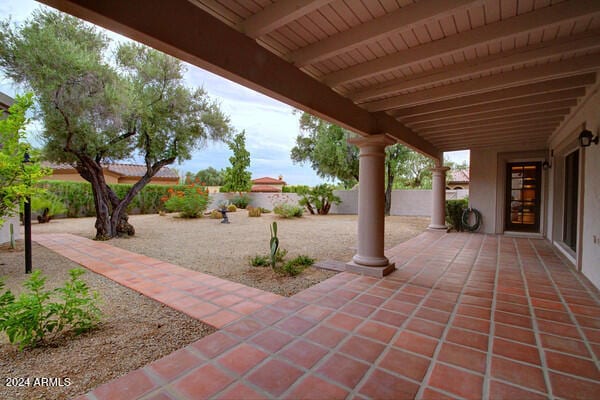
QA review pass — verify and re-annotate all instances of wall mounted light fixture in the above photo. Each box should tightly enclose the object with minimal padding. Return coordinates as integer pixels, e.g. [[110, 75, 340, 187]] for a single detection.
[[579, 129, 599, 147], [542, 149, 553, 170]]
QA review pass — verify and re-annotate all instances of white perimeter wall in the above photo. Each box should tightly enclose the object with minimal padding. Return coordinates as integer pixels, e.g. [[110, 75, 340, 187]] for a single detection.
[[207, 189, 467, 217], [329, 189, 468, 216]]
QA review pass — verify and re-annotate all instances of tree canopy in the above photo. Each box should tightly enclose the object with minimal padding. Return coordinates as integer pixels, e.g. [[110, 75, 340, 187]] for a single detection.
[[221, 130, 252, 193], [0, 10, 232, 238], [188, 167, 225, 186]]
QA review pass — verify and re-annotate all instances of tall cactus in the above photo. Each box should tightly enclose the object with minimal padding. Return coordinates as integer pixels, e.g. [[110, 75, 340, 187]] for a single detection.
[[269, 221, 279, 268], [9, 223, 15, 250]]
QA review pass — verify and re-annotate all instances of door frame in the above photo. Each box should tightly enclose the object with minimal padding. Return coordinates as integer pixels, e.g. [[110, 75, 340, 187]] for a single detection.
[[504, 161, 543, 232]]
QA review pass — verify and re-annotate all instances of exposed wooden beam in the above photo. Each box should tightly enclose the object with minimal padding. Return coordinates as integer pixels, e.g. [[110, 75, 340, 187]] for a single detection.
[[422, 124, 559, 139], [420, 117, 564, 135], [433, 133, 551, 146], [408, 100, 575, 129], [240, 0, 333, 39], [323, 0, 600, 86], [391, 74, 596, 117], [290, 0, 481, 67], [352, 30, 600, 103], [433, 136, 550, 150], [38, 0, 439, 158], [398, 88, 585, 123], [365, 55, 600, 111]]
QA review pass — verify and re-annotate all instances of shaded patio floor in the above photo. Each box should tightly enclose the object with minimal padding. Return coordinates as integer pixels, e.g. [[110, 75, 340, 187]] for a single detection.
[[36, 231, 600, 399]]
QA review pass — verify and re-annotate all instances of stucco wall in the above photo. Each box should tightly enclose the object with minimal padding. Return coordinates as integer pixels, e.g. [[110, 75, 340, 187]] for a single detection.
[[467, 149, 499, 234], [0, 214, 20, 245], [329, 189, 468, 216], [207, 192, 301, 210], [549, 86, 600, 288]]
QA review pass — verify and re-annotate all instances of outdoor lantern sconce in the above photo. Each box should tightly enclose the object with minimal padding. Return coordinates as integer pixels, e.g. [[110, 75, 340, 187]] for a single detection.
[[542, 149, 553, 170], [579, 129, 599, 148]]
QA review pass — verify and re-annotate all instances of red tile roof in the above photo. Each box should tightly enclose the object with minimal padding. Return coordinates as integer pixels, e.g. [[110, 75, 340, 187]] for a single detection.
[[448, 170, 470, 184], [42, 162, 179, 179], [252, 176, 286, 185], [251, 185, 282, 192]]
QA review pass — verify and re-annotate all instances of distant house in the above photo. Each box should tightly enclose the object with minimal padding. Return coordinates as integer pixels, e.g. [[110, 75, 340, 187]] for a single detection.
[[446, 170, 470, 190], [251, 176, 286, 192], [42, 162, 179, 186]]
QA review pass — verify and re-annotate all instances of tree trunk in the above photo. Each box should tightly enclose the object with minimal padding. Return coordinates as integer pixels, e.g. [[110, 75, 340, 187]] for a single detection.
[[385, 163, 394, 216]]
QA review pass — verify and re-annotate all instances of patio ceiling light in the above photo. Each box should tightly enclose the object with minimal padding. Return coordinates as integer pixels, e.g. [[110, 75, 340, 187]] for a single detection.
[[578, 129, 599, 147]]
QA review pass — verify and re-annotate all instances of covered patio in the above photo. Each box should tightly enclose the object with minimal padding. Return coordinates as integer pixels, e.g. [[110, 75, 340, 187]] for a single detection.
[[31, 0, 600, 398], [36, 231, 599, 399]]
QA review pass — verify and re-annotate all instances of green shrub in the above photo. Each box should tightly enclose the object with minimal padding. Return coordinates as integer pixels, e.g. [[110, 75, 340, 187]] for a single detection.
[[0, 269, 101, 350], [164, 185, 209, 218], [38, 180, 191, 217], [290, 255, 314, 267], [275, 248, 288, 263], [260, 207, 271, 213], [249, 255, 270, 267], [297, 184, 341, 215], [273, 203, 304, 218], [227, 204, 237, 212], [30, 192, 68, 222], [446, 199, 468, 232], [248, 207, 261, 217], [210, 209, 223, 219], [280, 260, 303, 276], [231, 195, 250, 209], [282, 185, 310, 193]]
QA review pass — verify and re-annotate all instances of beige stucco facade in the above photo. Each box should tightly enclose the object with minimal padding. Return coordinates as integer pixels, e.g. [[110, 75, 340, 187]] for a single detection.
[[469, 87, 600, 289]]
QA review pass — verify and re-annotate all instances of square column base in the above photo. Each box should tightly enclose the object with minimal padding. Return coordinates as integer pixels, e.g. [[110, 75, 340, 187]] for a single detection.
[[345, 261, 396, 277]]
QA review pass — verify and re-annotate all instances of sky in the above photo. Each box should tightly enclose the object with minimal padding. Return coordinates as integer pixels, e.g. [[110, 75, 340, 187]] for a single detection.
[[0, 0, 469, 185]]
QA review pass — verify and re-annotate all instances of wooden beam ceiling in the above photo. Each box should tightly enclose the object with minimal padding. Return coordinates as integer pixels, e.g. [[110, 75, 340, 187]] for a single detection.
[[323, 0, 600, 87]]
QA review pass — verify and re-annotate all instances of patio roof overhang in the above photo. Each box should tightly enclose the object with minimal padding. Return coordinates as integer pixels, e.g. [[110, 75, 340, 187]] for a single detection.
[[38, 0, 600, 157]]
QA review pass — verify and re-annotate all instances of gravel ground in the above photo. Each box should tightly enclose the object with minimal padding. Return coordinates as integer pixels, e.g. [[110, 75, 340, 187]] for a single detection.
[[0, 242, 215, 400], [31, 213, 430, 296]]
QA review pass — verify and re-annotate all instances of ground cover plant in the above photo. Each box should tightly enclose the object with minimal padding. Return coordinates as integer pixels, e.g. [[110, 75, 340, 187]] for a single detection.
[[0, 269, 101, 350]]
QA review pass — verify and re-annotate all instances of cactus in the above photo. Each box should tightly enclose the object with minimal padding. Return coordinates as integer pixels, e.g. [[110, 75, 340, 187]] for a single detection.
[[269, 222, 279, 268], [9, 223, 15, 249]]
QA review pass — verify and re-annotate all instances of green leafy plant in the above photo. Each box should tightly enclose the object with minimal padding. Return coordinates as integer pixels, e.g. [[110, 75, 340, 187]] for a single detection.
[[279, 255, 314, 276], [0, 269, 101, 350], [297, 184, 341, 215], [290, 255, 314, 267], [249, 254, 270, 267], [269, 221, 279, 269], [275, 248, 288, 263], [260, 207, 271, 213], [163, 184, 209, 218], [30, 192, 68, 223], [230, 194, 250, 209], [446, 199, 468, 232], [273, 203, 304, 218]]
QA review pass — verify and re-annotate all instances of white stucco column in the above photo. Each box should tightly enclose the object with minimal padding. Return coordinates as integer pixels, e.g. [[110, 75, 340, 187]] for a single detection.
[[429, 166, 450, 230], [346, 134, 395, 277]]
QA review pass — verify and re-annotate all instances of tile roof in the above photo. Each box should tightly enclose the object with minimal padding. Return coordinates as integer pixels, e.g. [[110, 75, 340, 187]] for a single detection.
[[448, 170, 470, 183], [252, 176, 286, 185], [42, 162, 179, 179], [251, 185, 282, 193]]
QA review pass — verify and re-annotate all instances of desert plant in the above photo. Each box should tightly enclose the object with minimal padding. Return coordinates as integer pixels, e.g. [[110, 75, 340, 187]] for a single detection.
[[9, 224, 15, 249], [275, 248, 288, 263], [227, 204, 237, 212], [0, 269, 101, 350], [230, 194, 250, 209], [248, 207, 262, 217], [31, 193, 68, 223], [273, 203, 304, 218], [249, 254, 270, 267], [260, 207, 271, 213], [210, 210, 223, 219], [290, 255, 315, 267], [269, 222, 279, 269], [278, 254, 315, 276], [298, 184, 341, 215], [163, 184, 209, 218]]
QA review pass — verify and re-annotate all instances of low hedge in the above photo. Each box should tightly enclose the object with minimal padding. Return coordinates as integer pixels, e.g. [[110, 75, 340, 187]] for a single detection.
[[38, 180, 188, 218]]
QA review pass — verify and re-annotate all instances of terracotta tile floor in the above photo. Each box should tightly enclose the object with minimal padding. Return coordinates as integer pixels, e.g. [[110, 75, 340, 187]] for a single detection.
[[35, 232, 600, 399]]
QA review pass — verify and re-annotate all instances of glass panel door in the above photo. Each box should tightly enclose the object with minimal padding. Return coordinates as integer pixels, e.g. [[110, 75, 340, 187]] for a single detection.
[[505, 162, 542, 232]]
